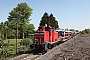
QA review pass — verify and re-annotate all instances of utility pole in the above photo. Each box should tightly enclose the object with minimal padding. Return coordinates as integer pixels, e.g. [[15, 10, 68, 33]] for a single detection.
[[16, 23, 18, 54]]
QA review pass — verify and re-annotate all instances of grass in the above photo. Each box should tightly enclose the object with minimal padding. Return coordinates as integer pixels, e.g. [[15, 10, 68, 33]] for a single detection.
[[1, 39, 22, 54], [0, 38, 32, 60], [4, 39, 22, 46]]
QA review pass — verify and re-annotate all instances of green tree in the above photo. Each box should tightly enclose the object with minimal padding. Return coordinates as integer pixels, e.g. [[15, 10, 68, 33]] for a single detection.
[[7, 2, 33, 39], [39, 12, 59, 29], [79, 29, 90, 34], [39, 12, 49, 26], [75, 30, 79, 32], [0, 22, 4, 47], [0, 22, 4, 40], [49, 13, 59, 29], [4, 21, 9, 40], [84, 29, 90, 34], [22, 38, 30, 46], [21, 23, 35, 38], [69, 29, 74, 31], [26, 24, 35, 34]]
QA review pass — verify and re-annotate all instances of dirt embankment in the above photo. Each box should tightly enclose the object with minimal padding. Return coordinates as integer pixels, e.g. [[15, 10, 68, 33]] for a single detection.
[[38, 34, 90, 60]]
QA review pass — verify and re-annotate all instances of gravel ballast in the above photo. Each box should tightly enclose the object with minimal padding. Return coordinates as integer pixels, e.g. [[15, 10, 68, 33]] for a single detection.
[[37, 34, 90, 60]]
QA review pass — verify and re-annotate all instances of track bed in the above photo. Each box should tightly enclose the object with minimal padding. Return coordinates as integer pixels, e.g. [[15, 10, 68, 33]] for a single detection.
[[50, 34, 90, 60], [38, 34, 90, 60]]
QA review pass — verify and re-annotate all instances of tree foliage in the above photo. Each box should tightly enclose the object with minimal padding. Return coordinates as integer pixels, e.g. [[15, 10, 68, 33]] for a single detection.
[[39, 12, 59, 29], [80, 29, 90, 34], [69, 29, 75, 31], [21, 38, 30, 46], [6, 2, 34, 39], [0, 2, 35, 39], [7, 2, 33, 39], [0, 22, 4, 40]]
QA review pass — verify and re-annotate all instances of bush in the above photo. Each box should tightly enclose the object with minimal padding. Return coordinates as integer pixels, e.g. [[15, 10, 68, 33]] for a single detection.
[[0, 40, 4, 48], [3, 43, 8, 46], [22, 38, 30, 46], [9, 43, 15, 46], [80, 29, 90, 34]]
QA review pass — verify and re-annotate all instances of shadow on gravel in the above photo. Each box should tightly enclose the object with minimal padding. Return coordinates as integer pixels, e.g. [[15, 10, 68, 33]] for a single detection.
[[16, 49, 45, 55]]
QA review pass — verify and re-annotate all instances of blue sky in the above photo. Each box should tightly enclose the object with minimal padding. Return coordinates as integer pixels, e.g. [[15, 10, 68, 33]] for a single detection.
[[0, 0, 90, 31]]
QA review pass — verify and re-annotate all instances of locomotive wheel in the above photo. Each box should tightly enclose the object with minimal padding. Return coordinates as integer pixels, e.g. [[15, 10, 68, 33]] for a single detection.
[[57, 42, 59, 45], [39, 44, 45, 53], [53, 43, 56, 47], [58, 41, 61, 45]]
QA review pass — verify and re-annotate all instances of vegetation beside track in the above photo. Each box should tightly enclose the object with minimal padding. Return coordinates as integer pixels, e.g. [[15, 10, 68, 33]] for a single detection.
[[0, 38, 33, 60]]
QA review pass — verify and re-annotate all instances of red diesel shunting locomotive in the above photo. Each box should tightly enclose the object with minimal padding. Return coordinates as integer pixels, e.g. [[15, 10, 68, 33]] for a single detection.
[[30, 25, 76, 53]]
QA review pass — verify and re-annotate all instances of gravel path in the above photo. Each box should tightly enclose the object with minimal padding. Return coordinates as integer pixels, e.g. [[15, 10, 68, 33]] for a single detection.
[[38, 34, 90, 60], [51, 34, 90, 60], [9, 54, 41, 60]]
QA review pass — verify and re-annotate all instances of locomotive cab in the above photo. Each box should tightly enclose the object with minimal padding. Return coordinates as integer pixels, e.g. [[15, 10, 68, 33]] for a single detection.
[[34, 26, 50, 44]]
